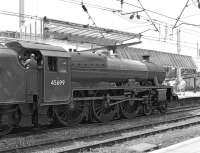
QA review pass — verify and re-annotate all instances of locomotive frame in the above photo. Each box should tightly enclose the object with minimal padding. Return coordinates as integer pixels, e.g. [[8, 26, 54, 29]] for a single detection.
[[0, 40, 172, 136]]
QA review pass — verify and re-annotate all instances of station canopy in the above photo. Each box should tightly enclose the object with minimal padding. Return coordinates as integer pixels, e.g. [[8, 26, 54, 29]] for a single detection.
[[43, 17, 141, 46], [117, 47, 197, 69]]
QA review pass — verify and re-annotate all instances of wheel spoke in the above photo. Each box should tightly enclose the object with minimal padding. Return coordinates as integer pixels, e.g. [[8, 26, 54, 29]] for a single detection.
[[95, 106, 104, 113], [92, 99, 117, 123], [120, 100, 140, 119], [143, 103, 152, 116], [53, 102, 86, 126], [159, 101, 167, 113], [96, 108, 104, 117]]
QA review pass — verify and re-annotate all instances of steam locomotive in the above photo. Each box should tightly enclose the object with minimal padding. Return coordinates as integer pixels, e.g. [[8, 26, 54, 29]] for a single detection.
[[0, 40, 172, 135]]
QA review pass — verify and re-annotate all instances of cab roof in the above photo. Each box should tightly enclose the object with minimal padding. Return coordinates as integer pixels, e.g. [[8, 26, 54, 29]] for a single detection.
[[5, 41, 70, 57]]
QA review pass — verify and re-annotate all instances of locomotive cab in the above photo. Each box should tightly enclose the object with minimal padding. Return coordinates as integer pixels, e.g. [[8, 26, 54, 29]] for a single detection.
[[5, 41, 72, 105], [40, 50, 71, 105]]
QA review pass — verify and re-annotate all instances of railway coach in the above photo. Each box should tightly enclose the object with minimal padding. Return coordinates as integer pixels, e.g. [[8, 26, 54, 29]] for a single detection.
[[0, 40, 172, 136]]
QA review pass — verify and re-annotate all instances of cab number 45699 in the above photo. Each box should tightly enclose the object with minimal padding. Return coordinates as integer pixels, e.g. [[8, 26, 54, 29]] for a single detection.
[[51, 80, 65, 86]]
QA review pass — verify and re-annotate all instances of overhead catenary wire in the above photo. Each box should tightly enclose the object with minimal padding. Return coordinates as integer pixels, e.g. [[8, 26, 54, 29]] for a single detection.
[[196, 0, 200, 8], [136, 0, 159, 32], [0, 9, 41, 20], [80, 2, 105, 38], [60, 0, 177, 21], [116, 0, 178, 21], [59, 0, 188, 24], [58, 0, 120, 12], [142, 35, 197, 50], [172, 0, 190, 29], [114, 13, 152, 27], [118, 12, 200, 40], [0, 0, 199, 48], [119, 13, 200, 41], [56, 0, 200, 49], [181, 13, 200, 19], [0, 4, 197, 38], [57, 0, 200, 32], [118, 0, 200, 29], [136, 14, 200, 38], [192, 0, 199, 8]]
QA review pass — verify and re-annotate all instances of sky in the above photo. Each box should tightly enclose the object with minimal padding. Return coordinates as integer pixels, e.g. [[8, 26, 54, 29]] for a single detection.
[[1, 0, 200, 57]]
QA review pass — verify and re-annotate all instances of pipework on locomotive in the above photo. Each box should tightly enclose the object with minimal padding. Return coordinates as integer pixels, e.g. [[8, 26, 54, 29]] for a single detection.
[[0, 40, 172, 136]]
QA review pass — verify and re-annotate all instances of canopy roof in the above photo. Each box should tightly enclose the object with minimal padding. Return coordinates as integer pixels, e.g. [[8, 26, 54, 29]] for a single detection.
[[118, 47, 197, 69], [43, 17, 141, 46]]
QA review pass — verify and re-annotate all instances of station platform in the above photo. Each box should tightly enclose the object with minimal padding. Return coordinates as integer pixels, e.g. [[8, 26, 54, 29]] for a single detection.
[[149, 136, 200, 153]]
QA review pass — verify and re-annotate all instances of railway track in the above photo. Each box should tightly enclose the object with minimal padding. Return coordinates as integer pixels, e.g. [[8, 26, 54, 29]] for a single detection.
[[1, 104, 200, 153], [2, 103, 199, 140]]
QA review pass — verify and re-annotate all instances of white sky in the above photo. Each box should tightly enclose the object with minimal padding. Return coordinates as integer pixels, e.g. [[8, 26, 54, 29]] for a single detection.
[[1, 0, 200, 57]]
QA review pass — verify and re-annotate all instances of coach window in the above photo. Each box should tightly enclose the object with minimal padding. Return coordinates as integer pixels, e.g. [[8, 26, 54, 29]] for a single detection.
[[57, 57, 67, 73], [48, 56, 57, 71]]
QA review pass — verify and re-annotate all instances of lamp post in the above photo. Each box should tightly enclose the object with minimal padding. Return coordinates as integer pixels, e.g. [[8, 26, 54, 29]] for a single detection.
[[176, 29, 182, 92]]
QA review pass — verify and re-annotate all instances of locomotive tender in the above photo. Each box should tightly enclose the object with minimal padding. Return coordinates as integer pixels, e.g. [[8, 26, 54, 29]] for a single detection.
[[0, 40, 172, 135]]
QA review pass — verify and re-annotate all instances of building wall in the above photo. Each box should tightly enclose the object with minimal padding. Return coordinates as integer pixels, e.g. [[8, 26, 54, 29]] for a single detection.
[[184, 76, 200, 91], [0, 31, 19, 38]]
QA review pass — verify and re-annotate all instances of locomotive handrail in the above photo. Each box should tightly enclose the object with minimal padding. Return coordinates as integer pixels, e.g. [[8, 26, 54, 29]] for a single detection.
[[73, 96, 104, 101], [73, 85, 172, 91], [77, 41, 142, 53]]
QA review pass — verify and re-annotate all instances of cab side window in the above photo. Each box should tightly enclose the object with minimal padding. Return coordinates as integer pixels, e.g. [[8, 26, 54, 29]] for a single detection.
[[57, 58, 67, 73], [48, 56, 57, 71]]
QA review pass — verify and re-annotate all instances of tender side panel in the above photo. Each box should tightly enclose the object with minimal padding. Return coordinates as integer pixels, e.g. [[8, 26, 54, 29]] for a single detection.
[[0, 49, 25, 104]]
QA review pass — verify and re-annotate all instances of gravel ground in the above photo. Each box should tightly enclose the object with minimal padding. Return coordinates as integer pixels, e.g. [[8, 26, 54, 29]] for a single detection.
[[80, 124, 200, 153]]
